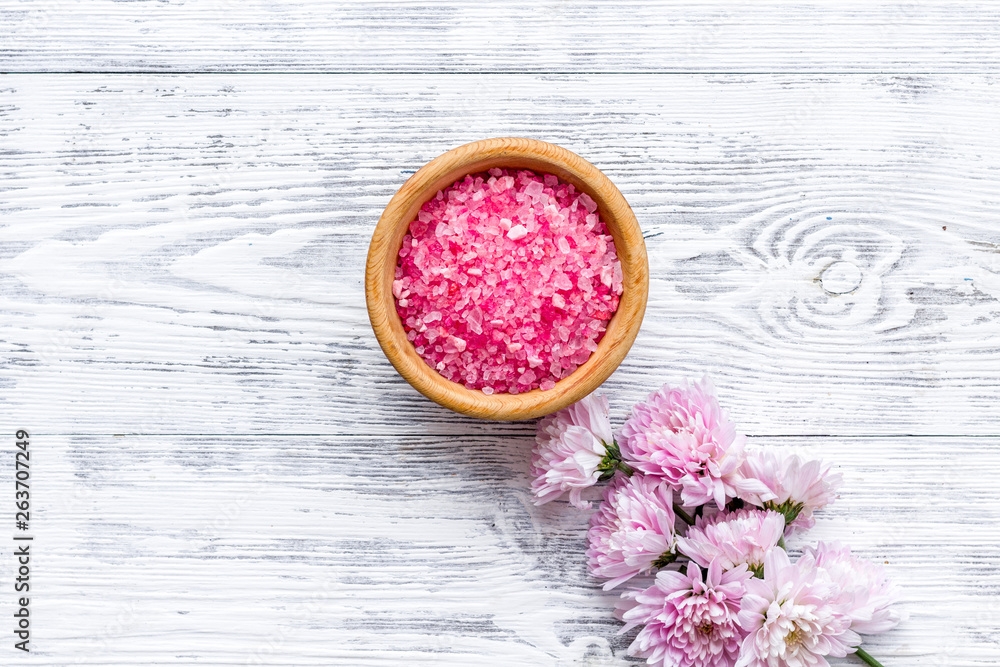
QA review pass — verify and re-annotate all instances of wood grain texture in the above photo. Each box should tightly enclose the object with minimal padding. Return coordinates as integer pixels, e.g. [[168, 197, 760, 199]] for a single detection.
[[2, 1, 1000, 74], [7, 433, 997, 666], [2, 75, 999, 436], [366, 137, 648, 421], [2, 3, 999, 656]]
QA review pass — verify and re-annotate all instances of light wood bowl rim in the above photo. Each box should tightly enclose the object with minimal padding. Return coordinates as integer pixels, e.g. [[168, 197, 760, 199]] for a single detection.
[[365, 137, 648, 421]]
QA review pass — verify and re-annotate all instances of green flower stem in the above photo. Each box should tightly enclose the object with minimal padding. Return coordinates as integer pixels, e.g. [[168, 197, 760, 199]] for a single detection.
[[854, 647, 885, 667], [674, 505, 696, 526], [597, 440, 634, 481], [778, 535, 786, 550], [652, 550, 678, 569]]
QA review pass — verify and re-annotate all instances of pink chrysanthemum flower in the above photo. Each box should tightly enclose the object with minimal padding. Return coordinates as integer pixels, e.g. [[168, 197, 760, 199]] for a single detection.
[[736, 548, 859, 667], [619, 378, 772, 508], [531, 393, 617, 509], [618, 560, 751, 667], [587, 475, 677, 590], [806, 542, 904, 635], [677, 508, 785, 577], [739, 448, 842, 533]]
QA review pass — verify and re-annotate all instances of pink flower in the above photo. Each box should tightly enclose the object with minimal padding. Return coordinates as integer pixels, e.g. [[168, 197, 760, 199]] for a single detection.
[[806, 542, 904, 635], [739, 448, 842, 533], [618, 560, 751, 667], [619, 378, 772, 508], [587, 475, 677, 590], [531, 393, 615, 509], [736, 548, 858, 667], [677, 509, 785, 576]]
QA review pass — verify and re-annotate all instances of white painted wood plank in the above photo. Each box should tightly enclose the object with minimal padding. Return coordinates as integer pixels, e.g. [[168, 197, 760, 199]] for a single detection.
[[1, 1, 1000, 74], [8, 434, 996, 665], [2, 74, 999, 436]]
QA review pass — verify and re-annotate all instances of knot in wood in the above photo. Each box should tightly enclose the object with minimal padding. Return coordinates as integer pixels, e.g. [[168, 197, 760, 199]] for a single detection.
[[820, 261, 862, 294]]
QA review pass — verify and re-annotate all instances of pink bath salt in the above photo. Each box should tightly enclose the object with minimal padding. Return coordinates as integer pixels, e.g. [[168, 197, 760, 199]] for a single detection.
[[394, 167, 624, 394], [507, 224, 528, 240]]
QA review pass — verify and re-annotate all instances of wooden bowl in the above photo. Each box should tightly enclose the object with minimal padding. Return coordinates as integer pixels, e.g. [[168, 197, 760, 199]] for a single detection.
[[365, 137, 648, 421]]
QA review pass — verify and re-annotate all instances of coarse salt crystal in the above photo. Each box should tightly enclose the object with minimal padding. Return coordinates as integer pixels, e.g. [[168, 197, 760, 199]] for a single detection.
[[507, 224, 528, 240], [444, 335, 467, 354]]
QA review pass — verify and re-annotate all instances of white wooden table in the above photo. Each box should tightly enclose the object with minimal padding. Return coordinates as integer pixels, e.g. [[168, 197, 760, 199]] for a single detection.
[[2, 2, 999, 665]]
